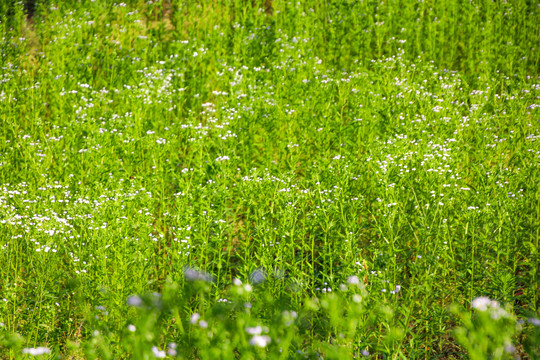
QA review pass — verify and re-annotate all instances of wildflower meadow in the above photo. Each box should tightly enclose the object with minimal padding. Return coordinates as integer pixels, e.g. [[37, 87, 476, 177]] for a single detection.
[[0, 0, 539, 358]]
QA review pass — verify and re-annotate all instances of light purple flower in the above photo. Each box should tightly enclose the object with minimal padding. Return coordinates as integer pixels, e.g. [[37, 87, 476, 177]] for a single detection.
[[126, 295, 143, 307]]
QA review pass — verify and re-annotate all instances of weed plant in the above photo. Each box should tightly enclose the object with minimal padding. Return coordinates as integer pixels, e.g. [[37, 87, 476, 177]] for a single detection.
[[0, 0, 539, 358]]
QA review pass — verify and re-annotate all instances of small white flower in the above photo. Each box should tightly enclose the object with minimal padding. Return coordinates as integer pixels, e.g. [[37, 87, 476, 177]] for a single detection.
[[347, 275, 359, 285], [127, 324, 136, 332], [198, 320, 208, 328], [215, 155, 229, 162], [471, 296, 492, 311], [22, 347, 50, 356], [246, 326, 262, 335], [249, 335, 271, 348], [152, 346, 166, 358], [167, 348, 177, 356], [190, 313, 200, 324]]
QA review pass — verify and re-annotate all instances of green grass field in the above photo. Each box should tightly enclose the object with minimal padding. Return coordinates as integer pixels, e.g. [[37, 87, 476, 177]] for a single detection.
[[0, 0, 539, 358]]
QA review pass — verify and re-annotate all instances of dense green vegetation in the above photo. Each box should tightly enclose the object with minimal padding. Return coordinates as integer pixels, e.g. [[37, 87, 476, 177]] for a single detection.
[[0, 0, 539, 358]]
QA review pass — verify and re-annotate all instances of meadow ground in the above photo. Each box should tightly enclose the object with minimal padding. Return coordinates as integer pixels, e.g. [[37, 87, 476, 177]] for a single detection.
[[0, 0, 539, 358]]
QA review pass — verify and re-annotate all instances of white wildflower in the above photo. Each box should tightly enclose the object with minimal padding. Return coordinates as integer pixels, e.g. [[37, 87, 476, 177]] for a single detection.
[[22, 347, 50, 356], [249, 335, 271, 348], [471, 296, 493, 311], [245, 326, 262, 335], [152, 346, 166, 358], [190, 313, 200, 324]]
